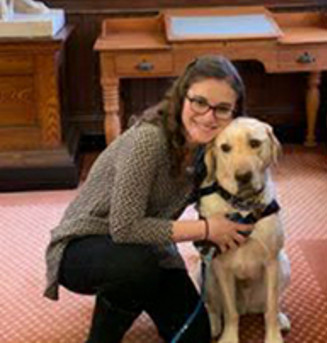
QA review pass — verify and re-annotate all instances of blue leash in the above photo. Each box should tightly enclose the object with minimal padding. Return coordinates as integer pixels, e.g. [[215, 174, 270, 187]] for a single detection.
[[170, 247, 216, 343]]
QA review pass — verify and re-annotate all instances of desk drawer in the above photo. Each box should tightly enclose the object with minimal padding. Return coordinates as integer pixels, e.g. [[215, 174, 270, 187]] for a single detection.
[[0, 55, 33, 74], [278, 47, 327, 72], [114, 53, 173, 75]]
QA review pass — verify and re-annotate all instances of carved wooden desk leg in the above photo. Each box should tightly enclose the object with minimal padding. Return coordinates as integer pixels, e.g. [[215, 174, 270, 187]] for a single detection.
[[101, 78, 120, 145], [305, 71, 321, 147]]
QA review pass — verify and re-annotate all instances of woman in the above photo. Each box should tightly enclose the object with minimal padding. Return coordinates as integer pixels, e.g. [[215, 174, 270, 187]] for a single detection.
[[44, 55, 252, 343]]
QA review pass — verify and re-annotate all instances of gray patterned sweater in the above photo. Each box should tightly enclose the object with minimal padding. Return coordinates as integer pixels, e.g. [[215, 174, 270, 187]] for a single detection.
[[44, 121, 195, 300]]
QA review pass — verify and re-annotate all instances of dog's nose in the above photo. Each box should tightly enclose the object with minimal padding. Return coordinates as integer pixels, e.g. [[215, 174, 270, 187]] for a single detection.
[[235, 171, 253, 185]]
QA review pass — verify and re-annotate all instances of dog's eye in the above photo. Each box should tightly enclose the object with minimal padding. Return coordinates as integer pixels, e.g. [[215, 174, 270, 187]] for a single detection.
[[249, 139, 261, 149], [221, 143, 232, 153]]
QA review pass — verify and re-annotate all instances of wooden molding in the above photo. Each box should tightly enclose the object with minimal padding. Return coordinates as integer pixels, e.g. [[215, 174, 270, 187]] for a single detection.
[[45, 0, 326, 12]]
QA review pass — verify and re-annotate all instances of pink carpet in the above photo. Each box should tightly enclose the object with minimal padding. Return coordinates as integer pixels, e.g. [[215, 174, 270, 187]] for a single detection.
[[0, 145, 327, 342]]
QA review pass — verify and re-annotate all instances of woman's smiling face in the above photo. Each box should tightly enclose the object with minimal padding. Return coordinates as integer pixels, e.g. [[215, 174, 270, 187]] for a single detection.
[[181, 78, 237, 145]]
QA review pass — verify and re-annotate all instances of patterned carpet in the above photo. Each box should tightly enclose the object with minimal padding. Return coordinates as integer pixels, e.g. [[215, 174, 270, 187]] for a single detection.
[[0, 145, 327, 343]]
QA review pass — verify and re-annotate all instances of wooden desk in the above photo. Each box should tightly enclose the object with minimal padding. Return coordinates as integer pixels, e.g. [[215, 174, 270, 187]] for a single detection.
[[94, 7, 327, 146], [0, 26, 79, 191]]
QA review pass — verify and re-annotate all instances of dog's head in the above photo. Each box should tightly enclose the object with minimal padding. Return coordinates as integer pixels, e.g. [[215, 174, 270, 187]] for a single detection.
[[204, 117, 281, 199]]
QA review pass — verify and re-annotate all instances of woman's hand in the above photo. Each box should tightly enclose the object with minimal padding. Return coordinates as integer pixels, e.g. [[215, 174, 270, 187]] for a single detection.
[[206, 213, 253, 253]]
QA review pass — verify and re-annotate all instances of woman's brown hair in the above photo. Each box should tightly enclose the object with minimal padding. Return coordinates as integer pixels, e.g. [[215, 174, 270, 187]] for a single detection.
[[139, 55, 246, 178]]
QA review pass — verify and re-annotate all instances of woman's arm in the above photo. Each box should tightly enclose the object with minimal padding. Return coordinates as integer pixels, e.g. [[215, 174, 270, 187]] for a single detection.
[[109, 124, 175, 245], [172, 219, 207, 242]]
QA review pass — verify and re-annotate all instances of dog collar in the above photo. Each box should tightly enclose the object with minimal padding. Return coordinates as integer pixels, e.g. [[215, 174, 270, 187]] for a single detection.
[[197, 181, 265, 211], [225, 199, 280, 224]]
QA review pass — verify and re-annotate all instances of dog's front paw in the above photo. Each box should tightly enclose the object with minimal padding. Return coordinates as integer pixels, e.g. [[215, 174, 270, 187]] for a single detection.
[[217, 340, 238, 343], [217, 338, 239, 343], [264, 331, 284, 343], [217, 329, 239, 343]]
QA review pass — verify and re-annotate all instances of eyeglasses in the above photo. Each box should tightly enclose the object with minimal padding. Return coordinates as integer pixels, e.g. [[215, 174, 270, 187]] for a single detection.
[[185, 94, 235, 119]]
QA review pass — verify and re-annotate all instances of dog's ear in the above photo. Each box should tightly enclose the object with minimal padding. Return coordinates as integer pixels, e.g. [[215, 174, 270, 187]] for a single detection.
[[204, 141, 217, 183], [266, 125, 282, 164]]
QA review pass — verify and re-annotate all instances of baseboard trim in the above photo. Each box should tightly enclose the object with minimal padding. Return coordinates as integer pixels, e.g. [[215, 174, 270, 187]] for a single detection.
[[0, 145, 80, 192]]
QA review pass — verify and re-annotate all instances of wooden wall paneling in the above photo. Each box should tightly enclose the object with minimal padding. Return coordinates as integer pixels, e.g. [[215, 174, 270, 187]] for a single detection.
[[44, 0, 326, 11], [122, 67, 309, 142], [63, 12, 106, 134]]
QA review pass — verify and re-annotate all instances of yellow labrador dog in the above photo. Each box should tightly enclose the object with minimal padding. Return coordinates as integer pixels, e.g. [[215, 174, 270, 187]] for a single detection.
[[198, 117, 290, 343]]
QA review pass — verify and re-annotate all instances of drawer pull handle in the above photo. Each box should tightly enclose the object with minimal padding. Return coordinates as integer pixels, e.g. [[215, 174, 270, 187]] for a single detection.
[[136, 61, 154, 71], [297, 52, 316, 64]]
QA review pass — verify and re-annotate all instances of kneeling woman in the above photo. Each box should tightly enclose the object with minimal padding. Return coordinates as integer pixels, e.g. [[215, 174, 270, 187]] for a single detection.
[[44, 55, 252, 343]]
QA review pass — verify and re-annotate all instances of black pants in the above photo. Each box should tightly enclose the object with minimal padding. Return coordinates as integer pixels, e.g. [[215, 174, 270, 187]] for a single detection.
[[59, 235, 211, 343]]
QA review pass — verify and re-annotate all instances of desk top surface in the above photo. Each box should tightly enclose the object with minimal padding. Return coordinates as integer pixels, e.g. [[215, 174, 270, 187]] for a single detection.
[[94, 6, 327, 51]]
